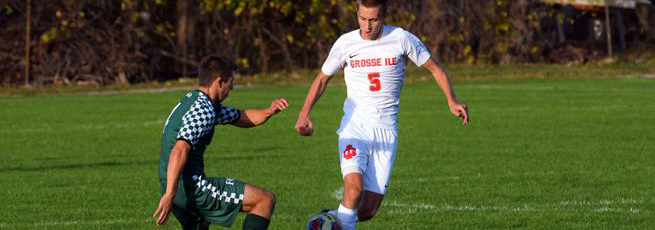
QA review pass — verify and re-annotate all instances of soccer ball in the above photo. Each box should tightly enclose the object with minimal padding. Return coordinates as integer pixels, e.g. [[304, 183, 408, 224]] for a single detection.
[[306, 212, 343, 230]]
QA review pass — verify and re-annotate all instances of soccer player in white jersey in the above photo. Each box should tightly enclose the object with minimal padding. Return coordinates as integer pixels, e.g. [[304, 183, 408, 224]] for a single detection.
[[295, 0, 469, 229]]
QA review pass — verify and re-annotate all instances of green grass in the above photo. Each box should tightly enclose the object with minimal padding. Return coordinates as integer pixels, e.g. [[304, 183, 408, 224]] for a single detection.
[[0, 77, 654, 229]]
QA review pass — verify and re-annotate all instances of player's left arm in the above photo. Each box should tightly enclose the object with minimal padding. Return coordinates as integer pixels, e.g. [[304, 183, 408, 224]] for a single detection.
[[421, 58, 469, 125], [232, 98, 289, 128]]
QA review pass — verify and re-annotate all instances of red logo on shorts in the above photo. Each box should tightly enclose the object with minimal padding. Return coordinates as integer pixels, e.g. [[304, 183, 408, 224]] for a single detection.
[[343, 145, 357, 160]]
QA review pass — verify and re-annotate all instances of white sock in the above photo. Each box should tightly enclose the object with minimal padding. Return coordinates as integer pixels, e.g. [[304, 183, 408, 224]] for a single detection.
[[337, 204, 357, 230], [327, 210, 337, 216]]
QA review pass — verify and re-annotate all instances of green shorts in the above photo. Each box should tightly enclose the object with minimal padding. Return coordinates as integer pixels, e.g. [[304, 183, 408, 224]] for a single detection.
[[162, 175, 245, 230]]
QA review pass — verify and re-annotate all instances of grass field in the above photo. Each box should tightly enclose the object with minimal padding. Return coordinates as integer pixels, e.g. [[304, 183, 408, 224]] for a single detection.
[[1, 76, 654, 229]]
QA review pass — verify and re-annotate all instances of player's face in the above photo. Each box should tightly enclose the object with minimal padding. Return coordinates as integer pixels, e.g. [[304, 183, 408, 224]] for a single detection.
[[357, 4, 384, 40], [215, 72, 235, 102]]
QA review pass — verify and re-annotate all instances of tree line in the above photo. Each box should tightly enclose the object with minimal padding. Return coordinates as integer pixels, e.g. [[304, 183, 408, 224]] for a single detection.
[[1, 0, 653, 86]]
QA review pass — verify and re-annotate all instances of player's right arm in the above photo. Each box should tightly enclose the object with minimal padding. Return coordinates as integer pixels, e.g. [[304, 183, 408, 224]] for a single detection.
[[232, 98, 289, 128], [297, 34, 343, 136], [295, 72, 333, 136], [421, 58, 469, 125], [152, 140, 191, 226]]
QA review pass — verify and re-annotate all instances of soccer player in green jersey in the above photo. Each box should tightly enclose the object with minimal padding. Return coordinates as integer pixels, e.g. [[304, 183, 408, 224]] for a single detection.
[[152, 54, 289, 230]]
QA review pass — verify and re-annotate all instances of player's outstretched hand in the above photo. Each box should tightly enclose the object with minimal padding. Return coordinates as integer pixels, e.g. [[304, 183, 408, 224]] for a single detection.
[[269, 98, 289, 114], [449, 102, 469, 125], [152, 194, 174, 226], [295, 114, 314, 136]]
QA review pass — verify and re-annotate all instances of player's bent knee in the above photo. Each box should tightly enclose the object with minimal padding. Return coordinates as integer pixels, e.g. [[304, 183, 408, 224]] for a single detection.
[[264, 190, 276, 208], [244, 189, 276, 219], [243, 185, 276, 213], [253, 189, 275, 212], [254, 189, 274, 205]]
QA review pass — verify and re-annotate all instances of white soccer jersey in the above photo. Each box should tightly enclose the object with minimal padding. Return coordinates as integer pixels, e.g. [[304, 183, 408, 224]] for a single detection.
[[322, 26, 431, 129]]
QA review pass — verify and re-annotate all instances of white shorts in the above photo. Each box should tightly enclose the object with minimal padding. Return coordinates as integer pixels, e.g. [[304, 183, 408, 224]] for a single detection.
[[337, 121, 398, 195]]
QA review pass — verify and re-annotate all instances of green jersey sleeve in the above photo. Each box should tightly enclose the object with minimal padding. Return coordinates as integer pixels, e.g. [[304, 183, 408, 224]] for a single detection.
[[177, 99, 215, 145], [214, 104, 241, 125]]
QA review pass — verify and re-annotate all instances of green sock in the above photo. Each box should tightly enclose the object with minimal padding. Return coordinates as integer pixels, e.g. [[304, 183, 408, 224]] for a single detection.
[[242, 214, 270, 230]]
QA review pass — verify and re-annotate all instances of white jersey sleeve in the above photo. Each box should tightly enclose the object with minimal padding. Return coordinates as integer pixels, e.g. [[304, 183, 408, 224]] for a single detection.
[[321, 37, 346, 76], [401, 30, 431, 67]]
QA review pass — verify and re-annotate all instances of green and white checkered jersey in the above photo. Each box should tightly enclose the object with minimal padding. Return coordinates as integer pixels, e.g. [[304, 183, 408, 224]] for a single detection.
[[159, 90, 241, 182]]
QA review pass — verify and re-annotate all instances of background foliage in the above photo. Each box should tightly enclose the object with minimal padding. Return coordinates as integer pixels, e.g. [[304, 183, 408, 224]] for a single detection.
[[1, 0, 653, 86]]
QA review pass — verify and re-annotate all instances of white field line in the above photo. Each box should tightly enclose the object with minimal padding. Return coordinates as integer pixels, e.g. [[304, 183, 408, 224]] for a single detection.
[[330, 187, 643, 215], [458, 85, 560, 91], [401, 166, 655, 184], [558, 197, 641, 206], [459, 83, 655, 92], [383, 201, 539, 215], [1, 120, 164, 134], [403, 171, 558, 183], [405, 107, 534, 114], [404, 104, 634, 115], [381, 199, 643, 215], [619, 74, 655, 79]]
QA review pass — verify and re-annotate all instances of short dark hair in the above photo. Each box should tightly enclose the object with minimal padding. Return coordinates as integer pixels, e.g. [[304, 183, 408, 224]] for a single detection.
[[356, 0, 388, 16], [197, 54, 238, 87]]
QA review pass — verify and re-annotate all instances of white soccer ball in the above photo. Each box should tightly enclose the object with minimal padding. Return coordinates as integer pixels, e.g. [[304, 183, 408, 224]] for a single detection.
[[305, 212, 343, 230]]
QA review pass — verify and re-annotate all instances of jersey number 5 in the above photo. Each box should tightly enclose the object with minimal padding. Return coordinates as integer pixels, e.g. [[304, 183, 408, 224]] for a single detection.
[[368, 73, 381, 91]]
